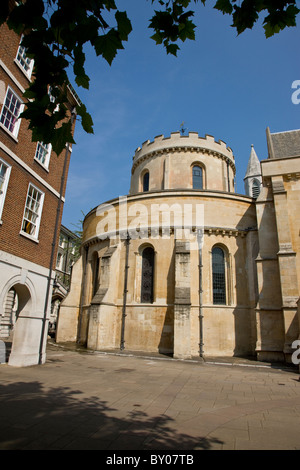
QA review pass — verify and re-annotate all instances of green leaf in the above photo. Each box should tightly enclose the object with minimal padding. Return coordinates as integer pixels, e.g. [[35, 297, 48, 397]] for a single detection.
[[75, 73, 90, 89], [150, 31, 163, 44], [263, 4, 300, 38], [51, 121, 76, 156], [94, 29, 124, 65], [0, 0, 10, 25], [76, 104, 94, 134], [166, 43, 180, 55], [73, 46, 90, 89], [7, 0, 46, 33], [178, 19, 196, 41], [232, 3, 259, 35], [214, 0, 233, 15], [115, 11, 132, 41], [263, 21, 280, 38]]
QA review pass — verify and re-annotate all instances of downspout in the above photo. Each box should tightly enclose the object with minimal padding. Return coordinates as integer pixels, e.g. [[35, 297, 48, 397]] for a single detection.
[[198, 229, 204, 358], [39, 108, 77, 365], [77, 244, 88, 344], [120, 233, 130, 351]]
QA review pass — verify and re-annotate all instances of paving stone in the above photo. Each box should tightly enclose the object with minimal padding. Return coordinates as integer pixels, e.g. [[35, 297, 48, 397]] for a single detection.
[[0, 341, 299, 450]]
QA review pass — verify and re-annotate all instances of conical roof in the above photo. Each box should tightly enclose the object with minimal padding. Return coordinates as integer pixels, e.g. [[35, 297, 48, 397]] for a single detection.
[[244, 145, 261, 179]]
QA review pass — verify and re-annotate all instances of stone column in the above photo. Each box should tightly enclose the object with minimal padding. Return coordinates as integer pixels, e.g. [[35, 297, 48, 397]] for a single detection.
[[87, 245, 118, 350], [271, 176, 299, 362], [173, 240, 191, 359], [255, 184, 284, 362]]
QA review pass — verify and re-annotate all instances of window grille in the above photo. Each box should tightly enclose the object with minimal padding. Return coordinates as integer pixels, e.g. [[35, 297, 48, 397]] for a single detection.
[[252, 179, 260, 199], [141, 247, 154, 303], [193, 165, 203, 189], [212, 247, 226, 305]]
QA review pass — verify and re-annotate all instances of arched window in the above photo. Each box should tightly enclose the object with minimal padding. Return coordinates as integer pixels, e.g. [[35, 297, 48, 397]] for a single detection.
[[252, 179, 260, 199], [143, 171, 149, 192], [192, 165, 203, 189], [92, 252, 100, 296], [212, 246, 226, 305], [141, 246, 154, 303]]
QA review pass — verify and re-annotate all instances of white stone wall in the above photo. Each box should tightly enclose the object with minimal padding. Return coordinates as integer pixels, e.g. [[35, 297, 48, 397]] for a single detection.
[[0, 250, 53, 366]]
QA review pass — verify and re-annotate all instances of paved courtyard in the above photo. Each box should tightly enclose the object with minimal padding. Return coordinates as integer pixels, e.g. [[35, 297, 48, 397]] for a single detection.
[[0, 340, 300, 450]]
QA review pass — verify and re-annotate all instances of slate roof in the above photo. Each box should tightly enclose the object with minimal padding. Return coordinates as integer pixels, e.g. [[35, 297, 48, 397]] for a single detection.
[[266, 127, 300, 159]]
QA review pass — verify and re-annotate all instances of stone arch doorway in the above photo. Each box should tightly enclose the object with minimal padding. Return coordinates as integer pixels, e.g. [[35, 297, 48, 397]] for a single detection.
[[0, 287, 18, 340], [49, 294, 63, 338], [1, 284, 32, 338], [1, 283, 33, 366]]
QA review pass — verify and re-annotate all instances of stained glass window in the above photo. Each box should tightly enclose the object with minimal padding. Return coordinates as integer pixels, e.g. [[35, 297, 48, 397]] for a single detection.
[[212, 246, 226, 305], [141, 247, 154, 303], [143, 172, 149, 192]]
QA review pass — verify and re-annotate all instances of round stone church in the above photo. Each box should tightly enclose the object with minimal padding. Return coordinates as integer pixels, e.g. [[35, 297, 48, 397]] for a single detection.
[[56, 129, 300, 363]]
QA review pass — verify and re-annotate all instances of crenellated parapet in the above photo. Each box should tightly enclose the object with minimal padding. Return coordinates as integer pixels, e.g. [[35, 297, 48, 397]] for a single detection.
[[132, 131, 235, 175]]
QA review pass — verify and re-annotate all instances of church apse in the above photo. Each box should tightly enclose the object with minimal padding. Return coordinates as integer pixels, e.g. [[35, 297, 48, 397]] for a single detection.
[[55, 129, 300, 366]]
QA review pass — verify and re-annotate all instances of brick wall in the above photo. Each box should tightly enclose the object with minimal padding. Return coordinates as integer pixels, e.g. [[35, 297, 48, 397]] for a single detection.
[[0, 22, 77, 270]]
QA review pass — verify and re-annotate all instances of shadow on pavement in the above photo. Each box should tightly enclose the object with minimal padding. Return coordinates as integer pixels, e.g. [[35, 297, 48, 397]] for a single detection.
[[0, 381, 223, 450]]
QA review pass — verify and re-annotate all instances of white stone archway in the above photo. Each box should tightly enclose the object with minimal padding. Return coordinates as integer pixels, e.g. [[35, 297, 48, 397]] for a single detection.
[[2, 281, 35, 366]]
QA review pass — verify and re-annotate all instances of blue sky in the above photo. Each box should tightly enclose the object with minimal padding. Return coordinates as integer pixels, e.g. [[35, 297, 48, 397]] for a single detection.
[[61, 0, 300, 231]]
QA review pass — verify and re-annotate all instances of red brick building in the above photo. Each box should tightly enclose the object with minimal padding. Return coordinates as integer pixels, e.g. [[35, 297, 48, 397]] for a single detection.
[[0, 22, 80, 366]]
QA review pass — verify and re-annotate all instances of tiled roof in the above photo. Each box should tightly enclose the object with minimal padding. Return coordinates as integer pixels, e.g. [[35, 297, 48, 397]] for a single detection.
[[266, 127, 300, 159]]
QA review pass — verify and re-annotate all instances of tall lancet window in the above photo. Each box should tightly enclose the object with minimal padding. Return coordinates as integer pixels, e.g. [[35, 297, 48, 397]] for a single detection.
[[212, 246, 226, 305], [192, 165, 203, 189], [141, 246, 154, 303], [143, 171, 149, 192]]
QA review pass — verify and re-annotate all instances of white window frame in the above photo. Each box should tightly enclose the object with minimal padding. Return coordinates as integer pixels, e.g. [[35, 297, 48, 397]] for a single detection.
[[0, 86, 24, 139], [20, 183, 44, 241], [34, 141, 52, 170], [59, 234, 65, 248], [56, 251, 63, 270], [15, 36, 34, 79], [0, 157, 11, 221]]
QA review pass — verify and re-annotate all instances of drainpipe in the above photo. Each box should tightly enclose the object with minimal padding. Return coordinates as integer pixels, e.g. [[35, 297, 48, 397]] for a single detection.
[[120, 233, 130, 351], [39, 108, 77, 365], [197, 229, 204, 358]]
